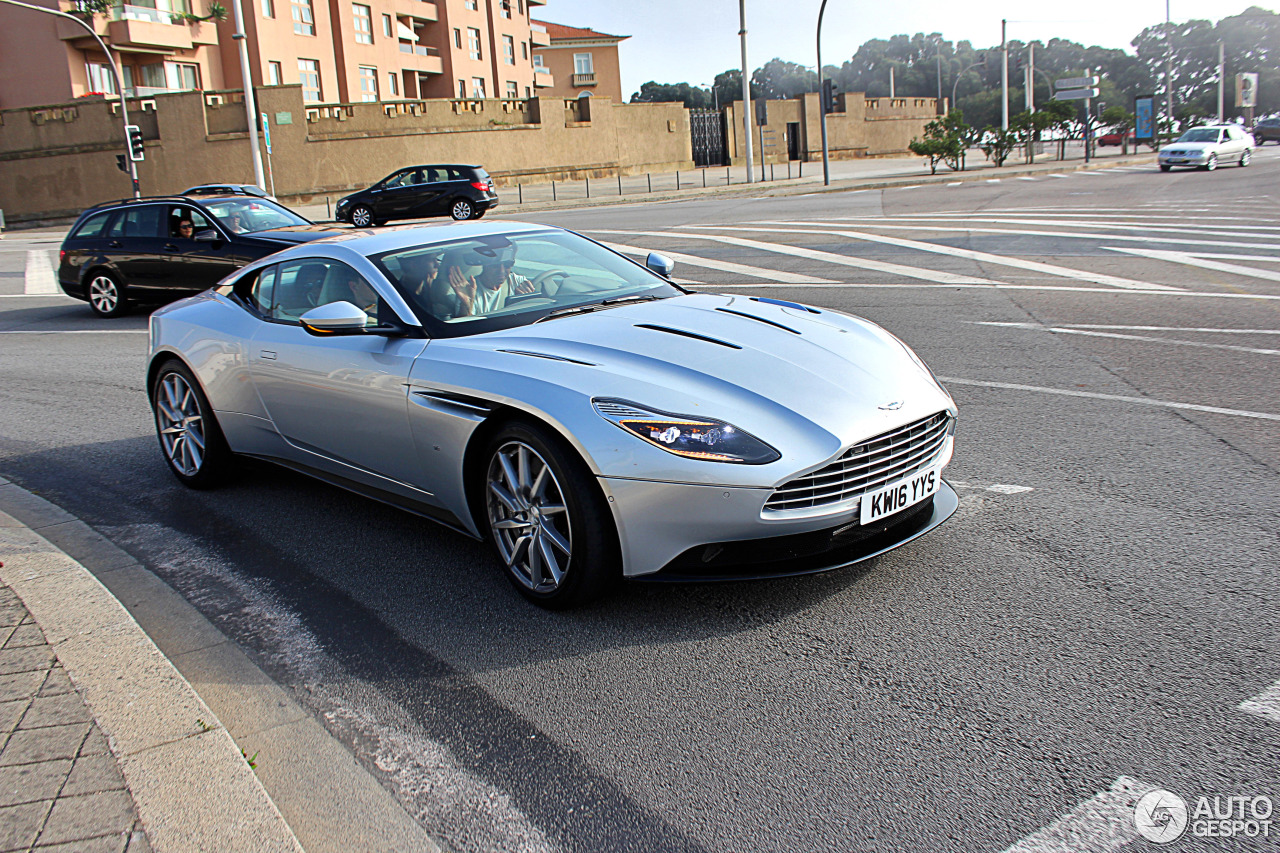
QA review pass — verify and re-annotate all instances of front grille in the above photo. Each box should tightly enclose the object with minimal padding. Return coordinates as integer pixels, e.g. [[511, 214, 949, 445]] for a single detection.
[[764, 411, 951, 513]]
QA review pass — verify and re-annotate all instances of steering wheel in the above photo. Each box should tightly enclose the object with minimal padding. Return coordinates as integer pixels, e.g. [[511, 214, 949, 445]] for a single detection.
[[531, 269, 569, 295]]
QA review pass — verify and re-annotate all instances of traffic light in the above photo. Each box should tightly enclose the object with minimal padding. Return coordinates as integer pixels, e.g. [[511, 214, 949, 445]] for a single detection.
[[116, 154, 129, 173], [1011, 53, 1023, 74], [821, 78, 839, 114], [126, 124, 145, 162]]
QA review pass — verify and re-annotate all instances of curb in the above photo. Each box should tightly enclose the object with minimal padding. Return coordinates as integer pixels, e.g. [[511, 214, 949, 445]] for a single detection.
[[0, 476, 442, 853]]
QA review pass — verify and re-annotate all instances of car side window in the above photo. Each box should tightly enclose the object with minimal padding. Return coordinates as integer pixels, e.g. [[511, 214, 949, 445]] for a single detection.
[[71, 211, 112, 239], [384, 170, 413, 189], [446, 167, 467, 181], [271, 259, 382, 325], [249, 266, 277, 316], [118, 205, 165, 238], [167, 205, 212, 238]]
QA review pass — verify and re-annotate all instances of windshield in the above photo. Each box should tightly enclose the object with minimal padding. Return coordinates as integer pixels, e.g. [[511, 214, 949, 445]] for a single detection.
[[202, 198, 310, 233], [372, 230, 681, 337], [1178, 129, 1221, 143]]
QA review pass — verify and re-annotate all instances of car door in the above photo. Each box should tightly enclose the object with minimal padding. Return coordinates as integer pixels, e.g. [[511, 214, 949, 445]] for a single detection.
[[406, 168, 449, 218], [370, 169, 422, 221], [247, 257, 431, 490], [106, 204, 176, 294], [165, 204, 240, 293]]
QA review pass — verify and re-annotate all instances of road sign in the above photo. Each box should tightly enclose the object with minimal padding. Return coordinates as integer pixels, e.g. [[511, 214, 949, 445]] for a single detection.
[[1056, 87, 1100, 101], [261, 112, 272, 154], [1055, 75, 1099, 90]]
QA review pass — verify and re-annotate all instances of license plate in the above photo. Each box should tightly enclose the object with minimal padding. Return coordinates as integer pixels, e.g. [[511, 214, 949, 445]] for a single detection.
[[860, 466, 941, 525], [1169, 159, 1186, 164]]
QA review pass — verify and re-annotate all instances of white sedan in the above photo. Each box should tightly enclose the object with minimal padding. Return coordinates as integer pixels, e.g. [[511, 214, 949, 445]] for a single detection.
[[1158, 125, 1254, 171]]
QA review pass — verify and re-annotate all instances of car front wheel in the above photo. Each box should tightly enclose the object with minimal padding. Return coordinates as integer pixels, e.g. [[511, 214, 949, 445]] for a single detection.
[[1240, 149, 1251, 167], [87, 271, 128, 318], [152, 361, 233, 488], [481, 421, 618, 608], [450, 199, 474, 221], [350, 205, 375, 227], [1204, 154, 1217, 171]]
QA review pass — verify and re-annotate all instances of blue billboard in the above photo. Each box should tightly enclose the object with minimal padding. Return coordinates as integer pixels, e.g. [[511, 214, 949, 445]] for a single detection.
[[1134, 95, 1155, 142]]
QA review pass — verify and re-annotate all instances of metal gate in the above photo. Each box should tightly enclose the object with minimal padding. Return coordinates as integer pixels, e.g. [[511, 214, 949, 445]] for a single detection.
[[690, 110, 727, 168]]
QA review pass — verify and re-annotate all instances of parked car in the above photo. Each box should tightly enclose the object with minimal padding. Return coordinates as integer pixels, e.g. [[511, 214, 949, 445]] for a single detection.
[[1158, 125, 1254, 171], [147, 222, 958, 608], [334, 165, 498, 227], [1097, 129, 1135, 147], [59, 193, 343, 317], [1252, 117, 1280, 144]]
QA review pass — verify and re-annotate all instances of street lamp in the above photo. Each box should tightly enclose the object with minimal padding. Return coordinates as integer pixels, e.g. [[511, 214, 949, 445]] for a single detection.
[[817, 0, 830, 186], [951, 59, 987, 112], [738, 0, 754, 184], [1, 0, 139, 197]]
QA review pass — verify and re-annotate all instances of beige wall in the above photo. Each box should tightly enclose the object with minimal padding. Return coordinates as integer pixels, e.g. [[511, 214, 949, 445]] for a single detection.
[[534, 42, 624, 102], [0, 87, 694, 223]]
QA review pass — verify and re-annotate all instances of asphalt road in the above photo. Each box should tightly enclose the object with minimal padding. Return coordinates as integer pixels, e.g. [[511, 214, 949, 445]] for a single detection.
[[2, 152, 1278, 852]]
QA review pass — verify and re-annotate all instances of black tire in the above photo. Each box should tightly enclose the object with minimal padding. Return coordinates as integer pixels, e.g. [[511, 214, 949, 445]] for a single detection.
[[86, 270, 129, 318], [151, 360, 234, 489], [450, 198, 474, 221], [470, 208, 486, 220], [1203, 154, 1217, 171], [1240, 149, 1251, 167], [350, 205, 376, 228], [1159, 164, 1171, 172], [479, 420, 619, 609]]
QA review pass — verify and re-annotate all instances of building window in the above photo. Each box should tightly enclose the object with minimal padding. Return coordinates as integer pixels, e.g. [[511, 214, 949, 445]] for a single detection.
[[499, 0, 510, 18], [137, 63, 166, 89], [574, 53, 593, 75], [471, 77, 485, 98], [267, 61, 282, 85], [291, 0, 314, 35], [467, 27, 481, 60], [453, 28, 461, 48], [518, 0, 523, 13], [502, 35, 514, 65], [463, 0, 476, 9], [298, 58, 321, 101], [358, 66, 378, 101], [86, 62, 117, 94], [352, 4, 372, 43], [387, 71, 399, 96], [261, 0, 273, 18], [520, 41, 527, 60], [382, 13, 392, 37], [505, 80, 517, 98], [532, 53, 544, 69], [524, 85, 531, 98]]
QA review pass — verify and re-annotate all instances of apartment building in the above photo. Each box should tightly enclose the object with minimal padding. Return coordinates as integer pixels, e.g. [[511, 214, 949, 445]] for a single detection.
[[0, 0, 554, 109], [531, 21, 627, 103]]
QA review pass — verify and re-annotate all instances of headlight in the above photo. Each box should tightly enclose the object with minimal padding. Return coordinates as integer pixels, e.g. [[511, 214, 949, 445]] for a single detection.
[[593, 399, 780, 464]]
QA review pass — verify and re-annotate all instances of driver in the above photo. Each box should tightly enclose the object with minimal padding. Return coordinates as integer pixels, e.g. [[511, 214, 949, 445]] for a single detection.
[[434, 245, 535, 318]]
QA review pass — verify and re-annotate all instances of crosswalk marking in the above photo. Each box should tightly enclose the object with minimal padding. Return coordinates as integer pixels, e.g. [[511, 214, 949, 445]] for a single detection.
[[980, 322, 1280, 335], [1105, 247, 1280, 283], [681, 225, 1175, 291], [599, 241, 836, 284], [586, 229, 1002, 285], [978, 321, 1280, 356], [809, 215, 1280, 240], [24, 250, 58, 295], [1000, 777, 1154, 853], [1239, 680, 1280, 723]]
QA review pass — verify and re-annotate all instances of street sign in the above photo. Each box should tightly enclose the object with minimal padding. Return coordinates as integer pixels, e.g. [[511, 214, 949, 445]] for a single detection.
[[1055, 75, 1099, 90], [261, 112, 272, 154], [1056, 87, 1100, 101]]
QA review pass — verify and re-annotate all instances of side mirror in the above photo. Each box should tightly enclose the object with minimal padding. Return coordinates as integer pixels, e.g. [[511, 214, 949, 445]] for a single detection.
[[645, 252, 676, 278], [194, 229, 220, 242], [300, 301, 372, 336]]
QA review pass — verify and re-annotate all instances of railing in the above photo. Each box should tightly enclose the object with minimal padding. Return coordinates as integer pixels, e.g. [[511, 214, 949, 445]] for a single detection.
[[398, 42, 440, 56], [111, 1, 191, 23], [571, 73, 595, 86]]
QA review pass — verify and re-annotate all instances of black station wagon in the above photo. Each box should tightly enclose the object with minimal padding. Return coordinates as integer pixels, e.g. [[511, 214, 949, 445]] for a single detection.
[[59, 192, 341, 317]]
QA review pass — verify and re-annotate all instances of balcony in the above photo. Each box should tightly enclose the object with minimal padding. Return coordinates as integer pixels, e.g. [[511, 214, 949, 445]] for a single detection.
[[397, 42, 443, 74], [571, 73, 595, 87], [533, 66, 553, 88], [395, 0, 437, 22], [106, 17, 193, 50], [530, 22, 549, 47]]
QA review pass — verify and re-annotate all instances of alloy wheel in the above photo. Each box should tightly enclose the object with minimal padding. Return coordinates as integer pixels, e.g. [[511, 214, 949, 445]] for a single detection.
[[451, 200, 473, 220], [156, 372, 207, 477], [1206, 154, 1217, 171], [486, 440, 572, 593], [351, 206, 373, 227], [89, 275, 119, 314], [1240, 150, 1251, 167]]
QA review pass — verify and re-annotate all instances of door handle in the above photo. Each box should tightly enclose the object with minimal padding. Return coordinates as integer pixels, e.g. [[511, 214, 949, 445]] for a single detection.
[[259, 350, 277, 360], [109, 241, 123, 248], [164, 243, 180, 252]]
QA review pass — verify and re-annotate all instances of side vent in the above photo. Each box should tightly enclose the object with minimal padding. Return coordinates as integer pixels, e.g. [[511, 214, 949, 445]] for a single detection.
[[496, 349, 596, 366], [633, 324, 742, 350], [714, 307, 800, 334]]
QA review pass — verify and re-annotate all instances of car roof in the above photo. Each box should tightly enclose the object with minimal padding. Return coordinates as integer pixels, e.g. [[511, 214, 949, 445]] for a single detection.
[[307, 220, 556, 255], [390, 164, 485, 172], [181, 184, 270, 197]]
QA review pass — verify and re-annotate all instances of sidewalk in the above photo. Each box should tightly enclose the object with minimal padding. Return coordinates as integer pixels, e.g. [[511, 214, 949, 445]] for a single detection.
[[0, 583, 148, 853]]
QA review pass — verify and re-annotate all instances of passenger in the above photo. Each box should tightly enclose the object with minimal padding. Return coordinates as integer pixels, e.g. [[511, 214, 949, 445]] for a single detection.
[[225, 210, 250, 233], [399, 252, 441, 303]]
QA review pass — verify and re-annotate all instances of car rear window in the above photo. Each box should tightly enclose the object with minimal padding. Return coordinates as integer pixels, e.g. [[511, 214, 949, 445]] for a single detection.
[[71, 211, 112, 239], [106, 205, 166, 238]]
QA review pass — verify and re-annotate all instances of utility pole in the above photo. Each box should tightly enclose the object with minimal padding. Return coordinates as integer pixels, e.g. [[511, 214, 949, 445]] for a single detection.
[[0, 0, 139, 197], [1217, 41, 1225, 123], [889, 66, 895, 99], [1001, 19, 1009, 130], [1026, 42, 1035, 112], [937, 50, 943, 106], [817, 0, 830, 186], [738, 0, 754, 184], [1164, 0, 1174, 142], [230, 0, 266, 189]]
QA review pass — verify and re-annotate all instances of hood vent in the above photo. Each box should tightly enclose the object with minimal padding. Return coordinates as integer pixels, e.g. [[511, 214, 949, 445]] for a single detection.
[[496, 349, 596, 366], [633, 324, 742, 350], [751, 297, 820, 314], [714, 307, 801, 334]]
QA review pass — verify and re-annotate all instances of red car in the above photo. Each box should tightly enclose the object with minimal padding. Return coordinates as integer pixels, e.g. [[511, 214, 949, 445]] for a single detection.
[[1097, 130, 1136, 147]]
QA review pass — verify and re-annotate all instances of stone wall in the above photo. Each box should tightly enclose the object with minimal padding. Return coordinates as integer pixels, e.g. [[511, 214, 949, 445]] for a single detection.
[[0, 86, 693, 224]]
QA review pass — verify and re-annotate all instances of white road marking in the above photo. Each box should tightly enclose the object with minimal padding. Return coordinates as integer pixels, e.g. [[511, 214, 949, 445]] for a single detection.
[[599, 241, 836, 283], [979, 322, 1280, 356], [0, 294, 74, 299], [0, 329, 148, 334], [1239, 680, 1280, 723], [1000, 776, 1155, 853], [24, 250, 58, 295], [1018, 176, 1038, 181], [980, 323, 1280, 335], [585, 229, 1001, 285], [692, 281, 1280, 300], [950, 480, 1036, 494], [759, 220, 1280, 253], [987, 179, 1002, 183], [809, 215, 1280, 240], [939, 376, 1280, 421], [1049, 174, 1070, 178], [684, 225, 1175, 291], [1105, 247, 1280, 283], [947, 182, 962, 187]]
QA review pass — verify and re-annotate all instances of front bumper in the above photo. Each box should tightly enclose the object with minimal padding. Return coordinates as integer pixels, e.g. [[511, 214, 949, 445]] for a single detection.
[[599, 475, 958, 579]]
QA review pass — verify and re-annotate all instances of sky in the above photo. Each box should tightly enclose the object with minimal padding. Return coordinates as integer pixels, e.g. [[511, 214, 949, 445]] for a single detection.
[[535, 0, 1274, 99]]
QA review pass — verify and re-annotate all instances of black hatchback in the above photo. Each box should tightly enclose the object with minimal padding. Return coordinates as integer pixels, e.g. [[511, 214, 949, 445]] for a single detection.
[[1253, 118, 1280, 144], [59, 193, 341, 317], [334, 164, 498, 227]]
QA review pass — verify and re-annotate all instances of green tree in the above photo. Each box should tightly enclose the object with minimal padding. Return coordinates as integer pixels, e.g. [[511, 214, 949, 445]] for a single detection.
[[630, 82, 712, 109], [981, 126, 1019, 166]]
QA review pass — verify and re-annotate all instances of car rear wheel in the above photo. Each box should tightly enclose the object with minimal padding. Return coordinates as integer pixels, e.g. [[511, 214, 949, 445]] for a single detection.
[[450, 199, 474, 221], [87, 271, 128, 318], [1239, 149, 1251, 167], [152, 361, 233, 489], [481, 421, 618, 609], [1160, 165, 1171, 172], [350, 205, 375, 228], [1204, 154, 1217, 171]]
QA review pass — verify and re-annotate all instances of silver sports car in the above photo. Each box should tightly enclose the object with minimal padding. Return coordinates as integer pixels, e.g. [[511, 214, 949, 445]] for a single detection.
[[148, 222, 957, 607]]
